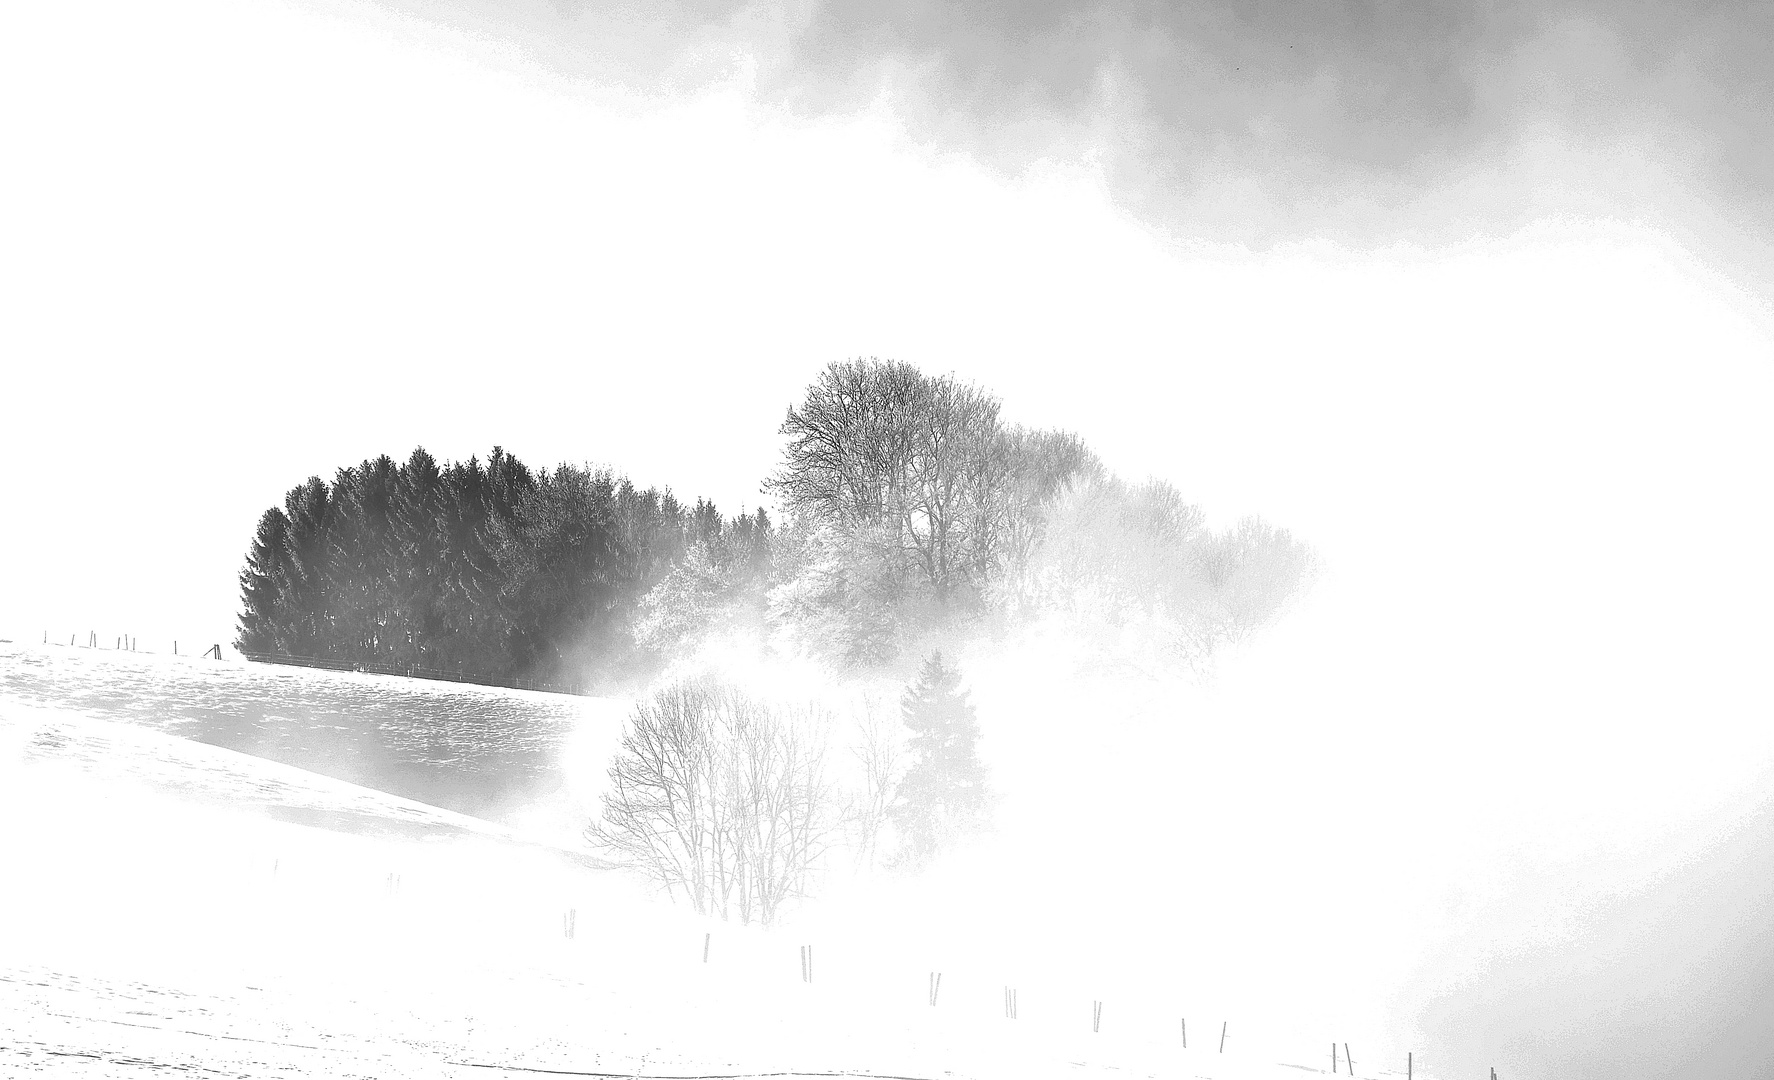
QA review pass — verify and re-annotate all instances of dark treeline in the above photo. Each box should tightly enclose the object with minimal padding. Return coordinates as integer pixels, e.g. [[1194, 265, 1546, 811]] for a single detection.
[[238, 359, 1314, 687], [237, 446, 771, 689]]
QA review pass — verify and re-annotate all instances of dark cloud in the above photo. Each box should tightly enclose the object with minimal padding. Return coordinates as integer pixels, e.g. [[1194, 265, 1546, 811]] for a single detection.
[[369, 0, 1774, 291]]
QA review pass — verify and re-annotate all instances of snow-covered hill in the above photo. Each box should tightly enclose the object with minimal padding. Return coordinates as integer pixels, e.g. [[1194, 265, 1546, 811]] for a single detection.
[[1, 642, 1421, 1080]]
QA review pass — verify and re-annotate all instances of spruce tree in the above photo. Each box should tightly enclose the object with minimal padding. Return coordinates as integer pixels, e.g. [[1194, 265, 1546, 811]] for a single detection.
[[889, 651, 989, 865], [392, 447, 446, 665], [236, 507, 292, 654], [327, 455, 399, 661], [281, 477, 336, 655]]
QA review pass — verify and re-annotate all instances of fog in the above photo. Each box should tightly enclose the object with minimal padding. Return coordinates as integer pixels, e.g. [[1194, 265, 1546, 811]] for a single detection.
[[2, 0, 1772, 1077]]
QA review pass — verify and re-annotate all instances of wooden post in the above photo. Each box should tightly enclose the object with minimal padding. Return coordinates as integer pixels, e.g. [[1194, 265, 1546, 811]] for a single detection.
[[703, 931, 710, 963], [1181, 1018, 1186, 1048], [1345, 1043, 1353, 1076], [1333, 1042, 1339, 1073], [1219, 1021, 1227, 1053], [928, 972, 941, 1006], [1093, 1000, 1102, 1033], [1407, 1052, 1412, 1080]]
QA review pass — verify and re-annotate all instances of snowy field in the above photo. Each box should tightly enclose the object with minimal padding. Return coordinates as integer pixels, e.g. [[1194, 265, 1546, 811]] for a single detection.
[[0, 643, 1424, 1080], [0, 642, 623, 825]]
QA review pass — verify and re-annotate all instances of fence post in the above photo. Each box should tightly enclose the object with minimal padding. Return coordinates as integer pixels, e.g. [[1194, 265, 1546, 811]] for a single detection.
[[703, 932, 710, 963], [1333, 1043, 1339, 1073], [1092, 1000, 1102, 1033], [1407, 1052, 1412, 1080], [928, 972, 941, 1006], [1181, 1018, 1186, 1048], [1345, 1043, 1353, 1076], [1220, 1021, 1227, 1053]]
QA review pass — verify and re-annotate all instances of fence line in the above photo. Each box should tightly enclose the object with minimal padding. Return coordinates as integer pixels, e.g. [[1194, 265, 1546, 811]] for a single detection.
[[261, 855, 1457, 1080]]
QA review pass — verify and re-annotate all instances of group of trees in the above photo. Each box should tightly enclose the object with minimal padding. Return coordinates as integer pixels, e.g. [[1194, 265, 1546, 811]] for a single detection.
[[236, 446, 772, 688], [589, 651, 988, 923], [231, 357, 1313, 923], [236, 358, 1312, 682], [761, 358, 1313, 665]]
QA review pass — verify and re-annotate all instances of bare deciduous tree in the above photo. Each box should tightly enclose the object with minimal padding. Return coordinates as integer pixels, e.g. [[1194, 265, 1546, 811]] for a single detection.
[[841, 695, 904, 873], [588, 678, 838, 926], [767, 358, 1011, 609]]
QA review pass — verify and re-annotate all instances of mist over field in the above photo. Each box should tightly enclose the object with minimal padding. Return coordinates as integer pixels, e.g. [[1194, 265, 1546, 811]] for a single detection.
[[2, 0, 1773, 1078]]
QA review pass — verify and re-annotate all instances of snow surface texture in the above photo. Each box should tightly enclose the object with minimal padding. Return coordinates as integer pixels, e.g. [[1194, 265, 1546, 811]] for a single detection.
[[0, 643, 1428, 1080]]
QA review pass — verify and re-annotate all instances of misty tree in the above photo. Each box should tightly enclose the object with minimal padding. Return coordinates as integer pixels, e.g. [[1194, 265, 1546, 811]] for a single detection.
[[766, 358, 1099, 662], [889, 652, 989, 867], [838, 696, 904, 873], [588, 678, 837, 926], [992, 425, 1105, 616], [632, 504, 776, 656], [1192, 516, 1316, 644], [1025, 475, 1314, 659]]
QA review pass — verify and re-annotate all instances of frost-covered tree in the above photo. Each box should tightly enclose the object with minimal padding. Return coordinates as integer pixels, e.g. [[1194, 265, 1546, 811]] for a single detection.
[[888, 652, 989, 866]]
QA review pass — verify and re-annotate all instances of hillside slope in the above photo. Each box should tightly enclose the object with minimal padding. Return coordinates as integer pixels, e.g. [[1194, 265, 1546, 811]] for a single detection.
[[1, 655, 1374, 1080]]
